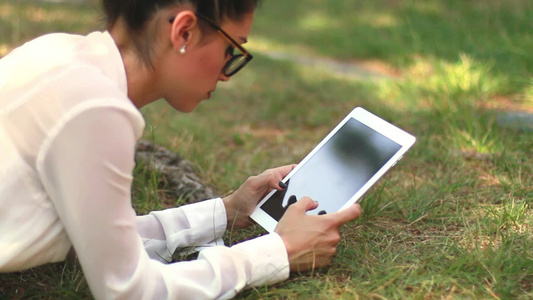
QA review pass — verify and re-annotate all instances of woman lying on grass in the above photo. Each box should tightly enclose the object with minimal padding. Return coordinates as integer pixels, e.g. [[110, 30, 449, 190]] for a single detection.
[[0, 0, 361, 298]]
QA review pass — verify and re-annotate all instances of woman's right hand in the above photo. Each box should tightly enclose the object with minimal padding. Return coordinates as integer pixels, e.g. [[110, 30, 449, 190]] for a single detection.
[[274, 197, 362, 272]]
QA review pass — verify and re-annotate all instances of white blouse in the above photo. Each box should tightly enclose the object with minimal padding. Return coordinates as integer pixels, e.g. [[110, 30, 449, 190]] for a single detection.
[[0, 31, 289, 299]]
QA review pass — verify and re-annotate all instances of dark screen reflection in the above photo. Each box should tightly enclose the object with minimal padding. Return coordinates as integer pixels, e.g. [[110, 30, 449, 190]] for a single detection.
[[260, 118, 402, 221]]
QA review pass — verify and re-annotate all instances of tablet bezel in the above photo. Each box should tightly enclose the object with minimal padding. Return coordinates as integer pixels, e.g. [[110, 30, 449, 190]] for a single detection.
[[250, 107, 416, 233]]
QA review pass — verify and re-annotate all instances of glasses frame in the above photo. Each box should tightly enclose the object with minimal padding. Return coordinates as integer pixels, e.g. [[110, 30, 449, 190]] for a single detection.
[[169, 14, 253, 77]]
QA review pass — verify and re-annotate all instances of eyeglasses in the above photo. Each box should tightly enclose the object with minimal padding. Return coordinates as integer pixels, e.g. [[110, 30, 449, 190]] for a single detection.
[[169, 14, 253, 77]]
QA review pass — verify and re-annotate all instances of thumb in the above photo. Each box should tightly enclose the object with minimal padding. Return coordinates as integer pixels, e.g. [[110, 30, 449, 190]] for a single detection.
[[292, 196, 319, 213], [331, 203, 362, 225]]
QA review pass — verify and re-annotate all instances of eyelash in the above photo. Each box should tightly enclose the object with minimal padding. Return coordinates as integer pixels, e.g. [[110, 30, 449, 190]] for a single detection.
[[226, 45, 235, 56]]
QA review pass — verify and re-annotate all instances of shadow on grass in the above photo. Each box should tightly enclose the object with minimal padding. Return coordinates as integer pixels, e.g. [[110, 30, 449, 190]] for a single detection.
[[0, 260, 91, 299]]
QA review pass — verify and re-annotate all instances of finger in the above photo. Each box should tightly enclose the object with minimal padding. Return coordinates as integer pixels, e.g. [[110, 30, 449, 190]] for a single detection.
[[262, 164, 297, 192], [266, 175, 288, 192], [270, 164, 296, 185], [329, 203, 362, 225], [291, 197, 319, 213], [272, 164, 296, 177], [285, 195, 297, 208], [278, 180, 287, 189], [273, 164, 297, 172], [254, 165, 297, 192], [250, 168, 288, 195]]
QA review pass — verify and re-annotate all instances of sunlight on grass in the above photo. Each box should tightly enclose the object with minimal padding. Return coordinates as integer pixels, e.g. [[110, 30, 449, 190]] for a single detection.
[[409, 0, 446, 15], [376, 53, 509, 114], [297, 12, 339, 32], [525, 79, 533, 103], [453, 129, 496, 155], [367, 13, 400, 28], [0, 43, 9, 56], [487, 199, 530, 232], [247, 36, 318, 57], [0, 3, 12, 17], [461, 199, 531, 254], [436, 55, 503, 99]]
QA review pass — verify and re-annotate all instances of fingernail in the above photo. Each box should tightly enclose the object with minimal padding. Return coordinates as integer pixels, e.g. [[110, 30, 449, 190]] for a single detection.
[[318, 210, 327, 215], [278, 181, 287, 189], [288, 195, 297, 205]]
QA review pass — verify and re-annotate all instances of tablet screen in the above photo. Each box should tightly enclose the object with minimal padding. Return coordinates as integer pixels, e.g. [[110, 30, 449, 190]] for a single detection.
[[260, 118, 402, 220]]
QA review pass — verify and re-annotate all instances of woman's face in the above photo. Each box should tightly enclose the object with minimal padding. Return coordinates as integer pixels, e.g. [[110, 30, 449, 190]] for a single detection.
[[158, 12, 255, 112]]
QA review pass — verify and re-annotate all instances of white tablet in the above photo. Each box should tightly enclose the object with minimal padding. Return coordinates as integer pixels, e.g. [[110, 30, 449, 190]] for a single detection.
[[250, 107, 416, 232]]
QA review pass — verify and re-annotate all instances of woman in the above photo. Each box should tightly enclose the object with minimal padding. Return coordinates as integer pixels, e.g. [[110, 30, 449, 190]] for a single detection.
[[0, 0, 362, 298]]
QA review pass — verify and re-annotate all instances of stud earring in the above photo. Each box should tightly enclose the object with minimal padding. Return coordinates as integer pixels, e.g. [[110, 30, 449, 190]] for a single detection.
[[179, 45, 186, 54]]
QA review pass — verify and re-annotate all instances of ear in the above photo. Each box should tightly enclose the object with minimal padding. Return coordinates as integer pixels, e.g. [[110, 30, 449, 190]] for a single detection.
[[169, 10, 198, 51]]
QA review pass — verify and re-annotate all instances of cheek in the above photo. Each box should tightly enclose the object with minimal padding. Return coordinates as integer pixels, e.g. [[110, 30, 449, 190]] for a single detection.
[[203, 59, 224, 81], [184, 57, 219, 90], [196, 46, 227, 79]]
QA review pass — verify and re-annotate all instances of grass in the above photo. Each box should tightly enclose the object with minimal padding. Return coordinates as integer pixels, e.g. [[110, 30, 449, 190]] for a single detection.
[[0, 0, 532, 299]]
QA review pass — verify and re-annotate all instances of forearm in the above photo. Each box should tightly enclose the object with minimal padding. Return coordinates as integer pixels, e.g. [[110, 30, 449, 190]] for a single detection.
[[136, 198, 227, 262]]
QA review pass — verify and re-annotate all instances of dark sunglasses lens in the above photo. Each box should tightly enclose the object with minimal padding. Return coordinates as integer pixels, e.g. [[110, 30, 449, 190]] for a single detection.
[[225, 55, 248, 76]]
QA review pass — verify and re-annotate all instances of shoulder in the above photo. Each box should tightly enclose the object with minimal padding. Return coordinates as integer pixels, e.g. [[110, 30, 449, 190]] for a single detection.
[[1, 31, 127, 100], [3, 30, 143, 135]]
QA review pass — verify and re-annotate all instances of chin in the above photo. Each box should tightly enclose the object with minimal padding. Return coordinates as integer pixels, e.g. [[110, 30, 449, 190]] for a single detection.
[[173, 104, 198, 113], [179, 106, 197, 113], [165, 98, 201, 113]]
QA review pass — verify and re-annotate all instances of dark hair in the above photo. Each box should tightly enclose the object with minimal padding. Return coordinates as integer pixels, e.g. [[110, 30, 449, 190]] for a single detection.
[[101, 0, 259, 66], [103, 0, 260, 30]]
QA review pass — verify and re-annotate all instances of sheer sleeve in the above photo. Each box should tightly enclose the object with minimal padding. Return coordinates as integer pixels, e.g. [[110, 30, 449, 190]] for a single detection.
[[37, 103, 289, 299], [136, 198, 227, 263]]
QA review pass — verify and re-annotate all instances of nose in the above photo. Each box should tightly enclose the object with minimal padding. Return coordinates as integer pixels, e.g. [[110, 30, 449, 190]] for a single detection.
[[218, 72, 230, 82]]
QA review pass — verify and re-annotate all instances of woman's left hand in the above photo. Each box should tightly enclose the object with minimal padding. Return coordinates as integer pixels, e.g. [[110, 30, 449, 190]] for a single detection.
[[222, 164, 296, 229]]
